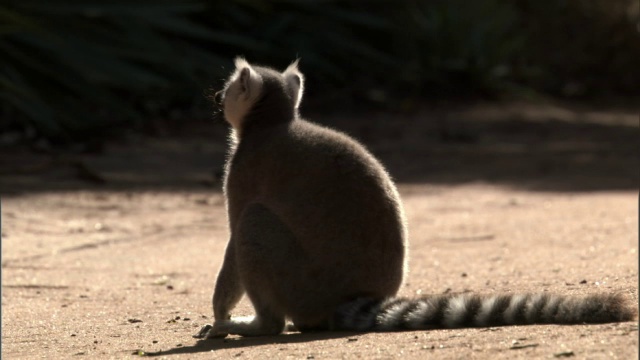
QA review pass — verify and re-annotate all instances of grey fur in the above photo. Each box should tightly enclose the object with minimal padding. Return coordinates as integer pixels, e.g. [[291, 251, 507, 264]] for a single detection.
[[200, 58, 407, 338], [195, 58, 635, 338]]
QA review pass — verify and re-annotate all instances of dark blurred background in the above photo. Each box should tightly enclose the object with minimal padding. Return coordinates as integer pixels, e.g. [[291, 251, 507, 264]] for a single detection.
[[1, 0, 638, 145], [1, 0, 638, 194]]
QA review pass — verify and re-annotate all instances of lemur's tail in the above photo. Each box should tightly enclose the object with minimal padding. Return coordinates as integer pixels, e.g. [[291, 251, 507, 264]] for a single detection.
[[332, 293, 636, 331]]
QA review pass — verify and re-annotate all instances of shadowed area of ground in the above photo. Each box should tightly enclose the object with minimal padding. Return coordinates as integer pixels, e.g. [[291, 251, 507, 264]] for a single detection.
[[1, 101, 637, 194]]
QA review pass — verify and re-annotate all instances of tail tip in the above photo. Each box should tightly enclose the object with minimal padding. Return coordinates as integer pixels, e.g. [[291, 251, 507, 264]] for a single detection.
[[588, 293, 637, 323]]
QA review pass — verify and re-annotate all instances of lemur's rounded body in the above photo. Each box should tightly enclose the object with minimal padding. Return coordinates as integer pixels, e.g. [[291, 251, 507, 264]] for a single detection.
[[197, 58, 634, 338], [209, 58, 407, 336]]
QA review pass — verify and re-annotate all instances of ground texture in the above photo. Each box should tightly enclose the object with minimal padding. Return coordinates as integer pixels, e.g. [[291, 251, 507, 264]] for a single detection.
[[1, 102, 638, 359]]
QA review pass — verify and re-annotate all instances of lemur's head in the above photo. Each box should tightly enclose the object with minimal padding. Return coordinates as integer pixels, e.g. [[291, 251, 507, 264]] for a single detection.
[[217, 57, 304, 135]]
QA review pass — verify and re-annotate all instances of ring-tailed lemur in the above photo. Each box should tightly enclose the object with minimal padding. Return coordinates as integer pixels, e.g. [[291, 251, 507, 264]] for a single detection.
[[194, 57, 635, 338]]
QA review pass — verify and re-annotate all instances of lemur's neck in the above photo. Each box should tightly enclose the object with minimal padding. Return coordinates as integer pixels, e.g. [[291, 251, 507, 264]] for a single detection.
[[239, 97, 297, 139]]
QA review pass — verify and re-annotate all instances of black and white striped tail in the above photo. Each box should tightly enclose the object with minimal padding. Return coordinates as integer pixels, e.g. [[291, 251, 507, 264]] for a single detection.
[[332, 293, 636, 331]]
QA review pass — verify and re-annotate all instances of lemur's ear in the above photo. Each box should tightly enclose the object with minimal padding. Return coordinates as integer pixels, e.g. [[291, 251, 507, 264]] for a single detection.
[[282, 59, 304, 108], [222, 57, 264, 134], [234, 57, 262, 99]]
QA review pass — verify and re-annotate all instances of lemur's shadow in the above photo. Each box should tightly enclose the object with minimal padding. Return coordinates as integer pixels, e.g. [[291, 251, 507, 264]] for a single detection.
[[144, 331, 360, 357]]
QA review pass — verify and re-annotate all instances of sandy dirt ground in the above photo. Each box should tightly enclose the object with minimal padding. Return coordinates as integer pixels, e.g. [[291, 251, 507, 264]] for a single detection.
[[1, 102, 638, 359]]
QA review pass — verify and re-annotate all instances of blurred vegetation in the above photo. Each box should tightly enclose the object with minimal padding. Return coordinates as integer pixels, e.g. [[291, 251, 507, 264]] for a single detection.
[[1, 0, 638, 145]]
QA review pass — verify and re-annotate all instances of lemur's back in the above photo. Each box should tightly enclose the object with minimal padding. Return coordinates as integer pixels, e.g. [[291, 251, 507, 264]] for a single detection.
[[225, 119, 407, 308]]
